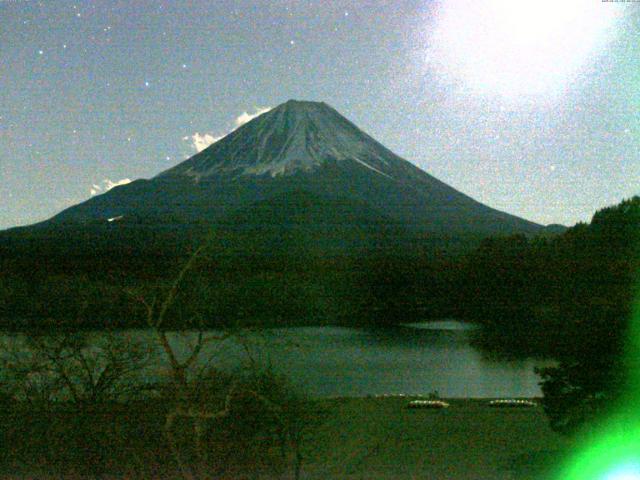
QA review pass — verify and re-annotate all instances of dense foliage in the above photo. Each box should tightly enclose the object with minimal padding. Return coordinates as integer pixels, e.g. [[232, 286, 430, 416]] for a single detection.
[[452, 196, 638, 433], [0, 227, 460, 330], [492, 197, 637, 433], [0, 197, 637, 358], [459, 196, 638, 356], [0, 367, 315, 478]]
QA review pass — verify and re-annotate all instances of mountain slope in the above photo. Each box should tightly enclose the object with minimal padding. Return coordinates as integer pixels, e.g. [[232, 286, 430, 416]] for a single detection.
[[3, 100, 543, 252], [0, 100, 555, 330]]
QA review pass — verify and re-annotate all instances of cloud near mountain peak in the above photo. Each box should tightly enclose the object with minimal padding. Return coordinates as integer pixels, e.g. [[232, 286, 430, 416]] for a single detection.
[[90, 178, 132, 196], [184, 106, 272, 153]]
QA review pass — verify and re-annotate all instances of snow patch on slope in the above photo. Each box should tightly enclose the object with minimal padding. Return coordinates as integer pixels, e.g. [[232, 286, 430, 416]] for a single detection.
[[352, 157, 393, 179]]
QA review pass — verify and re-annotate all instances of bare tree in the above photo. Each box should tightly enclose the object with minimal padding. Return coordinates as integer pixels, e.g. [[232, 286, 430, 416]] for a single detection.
[[0, 330, 151, 407], [129, 244, 310, 480]]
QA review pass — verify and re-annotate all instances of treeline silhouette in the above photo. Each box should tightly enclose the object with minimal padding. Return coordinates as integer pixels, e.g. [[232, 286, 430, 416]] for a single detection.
[[1, 196, 637, 359], [0, 222, 460, 331], [457, 195, 638, 358]]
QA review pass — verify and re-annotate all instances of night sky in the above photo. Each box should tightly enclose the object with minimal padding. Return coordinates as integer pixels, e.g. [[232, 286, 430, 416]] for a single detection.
[[1, 0, 638, 230]]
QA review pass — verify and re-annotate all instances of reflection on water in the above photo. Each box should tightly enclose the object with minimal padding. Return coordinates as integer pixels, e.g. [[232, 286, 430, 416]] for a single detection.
[[400, 320, 479, 331], [0, 321, 554, 399], [165, 321, 553, 398]]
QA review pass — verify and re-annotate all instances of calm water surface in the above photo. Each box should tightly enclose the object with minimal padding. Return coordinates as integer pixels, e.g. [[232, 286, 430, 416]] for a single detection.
[[0, 321, 553, 399], [160, 321, 553, 398]]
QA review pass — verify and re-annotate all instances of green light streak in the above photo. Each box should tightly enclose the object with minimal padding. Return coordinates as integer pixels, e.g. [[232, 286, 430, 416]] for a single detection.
[[556, 279, 640, 479]]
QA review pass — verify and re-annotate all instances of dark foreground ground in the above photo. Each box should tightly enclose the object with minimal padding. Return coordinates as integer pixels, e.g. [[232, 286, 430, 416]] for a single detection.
[[0, 397, 570, 479], [299, 397, 569, 480]]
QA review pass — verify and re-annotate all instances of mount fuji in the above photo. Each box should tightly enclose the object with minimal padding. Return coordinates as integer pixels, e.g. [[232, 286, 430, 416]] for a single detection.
[[3, 100, 543, 254]]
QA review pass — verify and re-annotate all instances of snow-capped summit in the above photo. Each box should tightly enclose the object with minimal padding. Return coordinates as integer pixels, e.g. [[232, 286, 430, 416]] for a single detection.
[[160, 100, 398, 180]]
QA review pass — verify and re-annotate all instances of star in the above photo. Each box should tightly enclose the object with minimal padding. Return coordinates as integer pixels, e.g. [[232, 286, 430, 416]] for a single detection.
[[145, 81, 150, 87], [182, 64, 187, 69], [38, 50, 44, 55], [290, 40, 295, 45]]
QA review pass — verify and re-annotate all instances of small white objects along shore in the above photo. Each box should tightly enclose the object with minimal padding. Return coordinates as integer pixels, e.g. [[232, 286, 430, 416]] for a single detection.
[[299, 396, 567, 480], [407, 399, 451, 409]]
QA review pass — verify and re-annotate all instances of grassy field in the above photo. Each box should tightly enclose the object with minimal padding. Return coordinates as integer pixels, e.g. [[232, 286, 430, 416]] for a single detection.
[[295, 397, 570, 480], [0, 397, 571, 479]]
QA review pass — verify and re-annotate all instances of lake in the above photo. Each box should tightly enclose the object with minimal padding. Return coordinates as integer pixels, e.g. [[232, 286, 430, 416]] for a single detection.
[[156, 320, 554, 398], [0, 321, 554, 399]]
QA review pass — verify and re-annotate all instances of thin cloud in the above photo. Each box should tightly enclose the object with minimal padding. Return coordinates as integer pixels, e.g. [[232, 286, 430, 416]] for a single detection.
[[183, 106, 272, 154], [234, 106, 272, 128], [90, 178, 132, 196], [185, 132, 225, 153]]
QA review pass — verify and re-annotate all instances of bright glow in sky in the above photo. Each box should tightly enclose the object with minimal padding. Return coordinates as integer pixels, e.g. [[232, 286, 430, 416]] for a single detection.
[[429, 0, 623, 98]]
